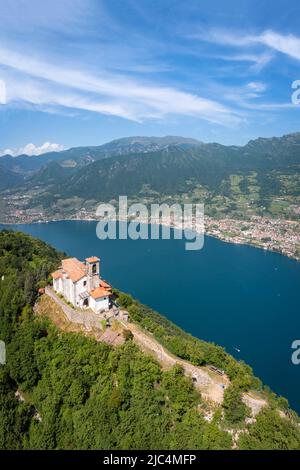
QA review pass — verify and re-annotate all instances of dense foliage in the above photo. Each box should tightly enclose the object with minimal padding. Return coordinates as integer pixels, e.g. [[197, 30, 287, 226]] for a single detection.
[[0, 230, 62, 342], [239, 408, 300, 450], [116, 291, 261, 390], [0, 230, 300, 450], [222, 385, 249, 426]]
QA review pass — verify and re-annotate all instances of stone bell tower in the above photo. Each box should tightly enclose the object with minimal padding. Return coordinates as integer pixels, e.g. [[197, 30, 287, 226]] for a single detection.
[[85, 256, 100, 291]]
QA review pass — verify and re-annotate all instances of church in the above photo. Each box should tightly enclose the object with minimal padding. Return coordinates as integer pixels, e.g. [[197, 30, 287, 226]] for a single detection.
[[51, 256, 112, 313]]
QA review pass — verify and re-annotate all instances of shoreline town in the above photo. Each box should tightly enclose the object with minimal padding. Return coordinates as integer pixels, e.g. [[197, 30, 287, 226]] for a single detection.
[[1, 207, 299, 262]]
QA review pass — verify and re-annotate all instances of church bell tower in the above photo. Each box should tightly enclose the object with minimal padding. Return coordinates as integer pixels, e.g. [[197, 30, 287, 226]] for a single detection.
[[85, 256, 100, 290]]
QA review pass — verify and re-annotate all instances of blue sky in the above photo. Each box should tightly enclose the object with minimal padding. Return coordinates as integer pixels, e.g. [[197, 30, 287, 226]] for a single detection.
[[0, 0, 300, 155]]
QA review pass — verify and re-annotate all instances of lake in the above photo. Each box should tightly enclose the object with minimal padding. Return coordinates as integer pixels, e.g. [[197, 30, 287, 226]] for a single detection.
[[1, 220, 300, 413]]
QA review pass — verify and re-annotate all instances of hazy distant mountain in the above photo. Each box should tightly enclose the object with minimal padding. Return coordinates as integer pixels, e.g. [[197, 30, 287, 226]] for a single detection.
[[19, 132, 300, 210], [93, 135, 202, 157], [0, 135, 203, 178], [27, 161, 78, 187], [0, 154, 44, 174], [0, 164, 23, 190]]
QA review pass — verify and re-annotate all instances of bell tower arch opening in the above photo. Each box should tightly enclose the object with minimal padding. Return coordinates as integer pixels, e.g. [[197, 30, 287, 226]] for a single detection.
[[85, 256, 100, 290]]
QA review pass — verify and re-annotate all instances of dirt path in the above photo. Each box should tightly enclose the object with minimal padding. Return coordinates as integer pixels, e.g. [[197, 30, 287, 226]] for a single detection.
[[243, 392, 267, 416], [120, 322, 268, 414], [120, 320, 229, 404], [43, 289, 267, 412]]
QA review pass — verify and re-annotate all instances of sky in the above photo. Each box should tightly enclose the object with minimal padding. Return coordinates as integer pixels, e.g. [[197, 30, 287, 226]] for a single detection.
[[0, 0, 300, 155]]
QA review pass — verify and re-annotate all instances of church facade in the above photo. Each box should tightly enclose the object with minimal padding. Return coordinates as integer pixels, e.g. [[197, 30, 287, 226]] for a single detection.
[[51, 256, 112, 313]]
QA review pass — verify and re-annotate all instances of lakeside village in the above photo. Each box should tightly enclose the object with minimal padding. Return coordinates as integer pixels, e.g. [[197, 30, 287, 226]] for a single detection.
[[1, 193, 300, 261]]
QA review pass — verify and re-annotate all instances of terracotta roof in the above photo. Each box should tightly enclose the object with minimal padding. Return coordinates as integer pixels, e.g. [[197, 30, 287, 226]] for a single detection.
[[99, 279, 112, 290], [52, 269, 63, 280], [90, 287, 110, 300], [62, 258, 86, 282], [85, 256, 100, 263]]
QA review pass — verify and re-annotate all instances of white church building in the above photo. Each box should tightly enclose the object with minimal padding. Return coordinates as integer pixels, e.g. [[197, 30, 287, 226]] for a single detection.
[[51, 256, 112, 313]]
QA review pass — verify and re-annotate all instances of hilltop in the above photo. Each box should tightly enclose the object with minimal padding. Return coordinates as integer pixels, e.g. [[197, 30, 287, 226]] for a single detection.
[[1, 230, 300, 450]]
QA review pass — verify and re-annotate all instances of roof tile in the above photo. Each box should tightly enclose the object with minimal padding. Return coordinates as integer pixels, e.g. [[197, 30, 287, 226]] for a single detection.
[[62, 258, 86, 282]]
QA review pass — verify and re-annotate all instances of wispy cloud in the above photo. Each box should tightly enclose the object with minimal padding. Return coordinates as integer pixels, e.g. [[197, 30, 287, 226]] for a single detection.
[[0, 46, 242, 126], [0, 0, 93, 35], [239, 102, 298, 111], [196, 29, 300, 62], [214, 52, 273, 72], [258, 30, 300, 61], [206, 80, 267, 105], [0, 2, 299, 147], [246, 81, 267, 95]]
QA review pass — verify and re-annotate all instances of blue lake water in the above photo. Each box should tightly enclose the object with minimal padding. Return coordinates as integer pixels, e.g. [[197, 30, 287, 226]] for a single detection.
[[1, 220, 300, 413]]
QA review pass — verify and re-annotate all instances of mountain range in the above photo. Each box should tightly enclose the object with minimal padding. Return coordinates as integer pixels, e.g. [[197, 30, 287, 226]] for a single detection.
[[1, 133, 300, 220], [0, 136, 202, 179]]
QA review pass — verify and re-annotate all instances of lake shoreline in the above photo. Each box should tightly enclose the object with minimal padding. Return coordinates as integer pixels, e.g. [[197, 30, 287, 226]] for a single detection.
[[0, 214, 299, 263]]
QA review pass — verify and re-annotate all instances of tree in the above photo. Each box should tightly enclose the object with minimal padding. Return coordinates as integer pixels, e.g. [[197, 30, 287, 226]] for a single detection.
[[239, 408, 300, 450], [118, 293, 133, 308], [7, 320, 41, 391], [0, 368, 32, 449], [223, 384, 248, 426]]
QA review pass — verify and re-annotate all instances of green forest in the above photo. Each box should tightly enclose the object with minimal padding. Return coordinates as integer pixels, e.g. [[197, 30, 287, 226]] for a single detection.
[[0, 230, 300, 450]]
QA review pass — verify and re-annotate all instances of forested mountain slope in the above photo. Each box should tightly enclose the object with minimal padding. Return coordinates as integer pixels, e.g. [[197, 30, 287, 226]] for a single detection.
[[9, 132, 295, 223], [1, 132, 299, 221], [0, 230, 300, 450], [0, 135, 202, 179]]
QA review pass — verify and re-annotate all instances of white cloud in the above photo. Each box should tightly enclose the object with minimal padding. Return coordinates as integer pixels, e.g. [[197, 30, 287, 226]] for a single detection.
[[238, 102, 298, 111], [0, 46, 242, 126], [246, 82, 267, 92], [208, 80, 267, 106], [214, 52, 273, 72], [197, 29, 300, 62], [1, 142, 66, 157], [258, 30, 300, 62], [244, 81, 267, 98]]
